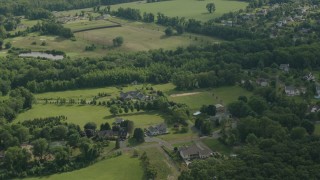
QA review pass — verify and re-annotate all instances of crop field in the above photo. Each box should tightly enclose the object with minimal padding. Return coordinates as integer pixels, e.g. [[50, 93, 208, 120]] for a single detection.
[[26, 154, 143, 180], [168, 86, 252, 111], [15, 104, 165, 129], [111, 0, 248, 21]]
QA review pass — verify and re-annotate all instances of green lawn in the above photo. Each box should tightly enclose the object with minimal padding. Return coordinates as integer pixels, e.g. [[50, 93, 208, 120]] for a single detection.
[[202, 138, 233, 154], [111, 0, 248, 21], [168, 86, 252, 111], [144, 147, 176, 180], [25, 154, 143, 180], [15, 104, 165, 129], [315, 124, 320, 135]]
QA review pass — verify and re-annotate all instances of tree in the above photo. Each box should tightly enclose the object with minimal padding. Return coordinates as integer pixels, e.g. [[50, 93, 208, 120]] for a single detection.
[[115, 139, 120, 149], [84, 122, 97, 130], [52, 125, 68, 140], [4, 146, 30, 172], [32, 138, 48, 160], [100, 122, 111, 131], [5, 42, 11, 49], [301, 120, 315, 135], [291, 127, 306, 140], [113, 36, 124, 47], [0, 39, 3, 50], [206, 3, 216, 13], [110, 105, 119, 116], [165, 27, 173, 36], [133, 128, 144, 143]]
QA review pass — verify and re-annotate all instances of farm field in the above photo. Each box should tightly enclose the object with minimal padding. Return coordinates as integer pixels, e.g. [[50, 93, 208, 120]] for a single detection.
[[111, 0, 248, 21], [7, 18, 219, 58], [25, 154, 144, 180], [168, 86, 252, 111], [15, 104, 165, 129]]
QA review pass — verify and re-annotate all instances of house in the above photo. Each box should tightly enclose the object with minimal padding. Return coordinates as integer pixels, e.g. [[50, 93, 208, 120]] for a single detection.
[[303, 72, 315, 81], [146, 123, 168, 136], [309, 105, 320, 113], [97, 128, 128, 140], [114, 117, 125, 125], [215, 104, 225, 113], [256, 78, 269, 87], [120, 91, 146, 101], [284, 86, 306, 96], [256, 9, 268, 16], [279, 64, 290, 72], [179, 144, 213, 161], [276, 21, 283, 27]]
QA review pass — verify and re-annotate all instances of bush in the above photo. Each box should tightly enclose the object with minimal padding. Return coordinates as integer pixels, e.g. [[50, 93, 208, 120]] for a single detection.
[[165, 27, 173, 36], [113, 36, 124, 47]]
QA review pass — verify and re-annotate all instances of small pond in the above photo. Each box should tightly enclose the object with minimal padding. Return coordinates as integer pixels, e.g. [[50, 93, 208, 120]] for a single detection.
[[19, 52, 64, 60]]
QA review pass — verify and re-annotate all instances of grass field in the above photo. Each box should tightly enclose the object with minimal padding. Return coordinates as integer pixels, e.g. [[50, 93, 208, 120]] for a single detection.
[[168, 86, 252, 111], [202, 138, 233, 154], [7, 18, 218, 58], [144, 147, 176, 180], [315, 124, 320, 135], [15, 104, 165, 129], [111, 0, 248, 21], [25, 154, 143, 180], [64, 20, 118, 32]]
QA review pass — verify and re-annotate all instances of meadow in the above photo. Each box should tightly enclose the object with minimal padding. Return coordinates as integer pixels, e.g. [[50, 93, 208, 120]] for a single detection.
[[7, 18, 218, 58], [25, 154, 144, 180], [111, 0, 248, 21], [15, 104, 166, 129]]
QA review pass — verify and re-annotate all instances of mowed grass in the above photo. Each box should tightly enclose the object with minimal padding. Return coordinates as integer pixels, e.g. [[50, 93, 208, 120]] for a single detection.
[[25, 154, 143, 180], [202, 138, 233, 154], [111, 0, 248, 21], [15, 104, 165, 129], [168, 86, 252, 111]]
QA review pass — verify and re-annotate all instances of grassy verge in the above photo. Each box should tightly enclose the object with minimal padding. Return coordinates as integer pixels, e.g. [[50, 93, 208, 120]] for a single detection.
[[202, 138, 233, 155]]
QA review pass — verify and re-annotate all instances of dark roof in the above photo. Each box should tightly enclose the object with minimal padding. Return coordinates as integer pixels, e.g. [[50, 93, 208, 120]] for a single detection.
[[180, 144, 213, 157]]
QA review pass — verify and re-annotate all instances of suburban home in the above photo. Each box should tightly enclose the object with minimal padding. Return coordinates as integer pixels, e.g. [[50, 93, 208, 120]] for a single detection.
[[256, 78, 269, 87], [284, 86, 305, 96], [303, 72, 315, 81], [97, 128, 128, 140], [309, 105, 320, 113], [215, 104, 225, 113], [114, 117, 125, 125], [256, 9, 268, 16], [179, 144, 213, 161], [146, 123, 168, 136], [120, 91, 146, 101], [279, 64, 290, 72]]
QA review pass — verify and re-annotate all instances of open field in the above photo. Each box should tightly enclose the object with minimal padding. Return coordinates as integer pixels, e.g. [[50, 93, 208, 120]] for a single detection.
[[15, 104, 165, 129], [111, 0, 248, 21], [168, 86, 252, 111], [25, 154, 143, 180], [202, 138, 233, 154], [7, 18, 219, 58]]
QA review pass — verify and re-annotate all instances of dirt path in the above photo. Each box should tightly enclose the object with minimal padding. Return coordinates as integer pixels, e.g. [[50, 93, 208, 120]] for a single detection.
[[170, 92, 201, 97]]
